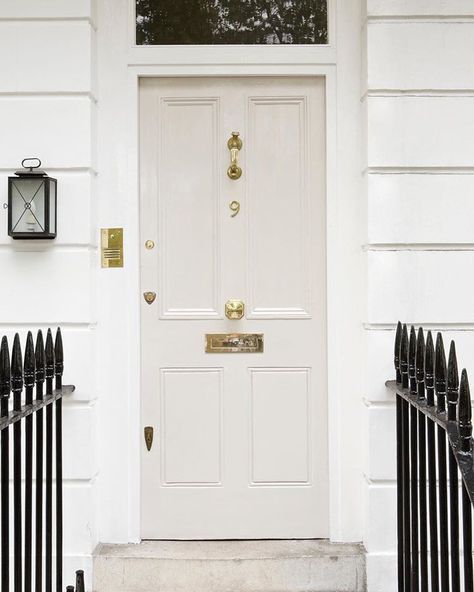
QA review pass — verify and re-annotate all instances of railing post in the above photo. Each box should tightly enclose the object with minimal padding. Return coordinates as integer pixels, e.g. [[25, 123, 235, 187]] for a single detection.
[[35, 330, 46, 592], [447, 341, 460, 592], [425, 331, 439, 591], [416, 328, 428, 592], [395, 322, 404, 592], [12, 333, 24, 592], [435, 333, 449, 592], [400, 324, 411, 590], [55, 327, 64, 592], [0, 337, 11, 592], [458, 369, 473, 592], [45, 329, 55, 592], [24, 331, 36, 592], [409, 326, 419, 592]]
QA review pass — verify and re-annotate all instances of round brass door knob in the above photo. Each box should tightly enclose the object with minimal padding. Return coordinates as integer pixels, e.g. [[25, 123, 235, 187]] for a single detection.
[[225, 299, 245, 320]]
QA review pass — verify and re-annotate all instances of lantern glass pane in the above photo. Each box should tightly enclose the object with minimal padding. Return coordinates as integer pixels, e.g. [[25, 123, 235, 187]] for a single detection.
[[49, 180, 56, 234], [11, 178, 46, 235]]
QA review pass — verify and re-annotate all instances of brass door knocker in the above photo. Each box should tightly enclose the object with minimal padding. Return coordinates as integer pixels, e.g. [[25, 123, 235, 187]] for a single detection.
[[227, 132, 242, 180]]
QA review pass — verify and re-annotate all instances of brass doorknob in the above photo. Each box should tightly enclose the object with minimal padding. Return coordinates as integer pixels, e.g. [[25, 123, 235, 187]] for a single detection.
[[225, 299, 244, 320]]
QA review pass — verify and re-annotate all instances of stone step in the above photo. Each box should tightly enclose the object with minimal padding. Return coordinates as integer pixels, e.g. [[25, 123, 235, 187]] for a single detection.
[[93, 539, 366, 592]]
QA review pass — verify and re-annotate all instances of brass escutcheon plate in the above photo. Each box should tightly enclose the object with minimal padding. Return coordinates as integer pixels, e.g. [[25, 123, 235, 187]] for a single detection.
[[205, 333, 263, 353]]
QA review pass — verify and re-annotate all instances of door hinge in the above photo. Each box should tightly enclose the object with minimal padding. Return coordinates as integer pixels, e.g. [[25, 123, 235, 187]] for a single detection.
[[144, 426, 154, 451]]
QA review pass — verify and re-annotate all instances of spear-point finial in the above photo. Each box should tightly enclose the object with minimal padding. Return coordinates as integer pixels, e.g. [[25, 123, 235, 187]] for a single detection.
[[435, 332, 447, 413], [447, 340, 459, 421], [400, 324, 409, 389], [416, 327, 425, 400], [45, 328, 54, 381], [11, 333, 23, 394], [35, 330, 45, 386], [409, 326, 417, 394], [0, 336, 11, 402], [395, 321, 402, 383], [24, 331, 35, 389], [458, 369, 472, 453], [425, 331, 435, 406]]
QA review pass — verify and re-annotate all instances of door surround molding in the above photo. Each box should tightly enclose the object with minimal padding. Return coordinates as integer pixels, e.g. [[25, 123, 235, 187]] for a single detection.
[[96, 0, 364, 545]]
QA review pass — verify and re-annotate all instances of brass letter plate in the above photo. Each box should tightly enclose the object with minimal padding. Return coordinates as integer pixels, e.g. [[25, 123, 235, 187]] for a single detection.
[[101, 228, 124, 268], [205, 333, 263, 353]]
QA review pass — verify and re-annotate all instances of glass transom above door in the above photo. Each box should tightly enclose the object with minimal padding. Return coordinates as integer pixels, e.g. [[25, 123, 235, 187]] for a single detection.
[[136, 0, 328, 45]]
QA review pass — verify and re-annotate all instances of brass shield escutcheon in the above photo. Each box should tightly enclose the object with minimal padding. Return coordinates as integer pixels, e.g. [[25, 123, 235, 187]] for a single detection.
[[144, 426, 154, 451], [143, 291, 156, 305]]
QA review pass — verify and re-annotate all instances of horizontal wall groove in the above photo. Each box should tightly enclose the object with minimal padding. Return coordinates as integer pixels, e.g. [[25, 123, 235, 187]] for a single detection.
[[365, 243, 474, 252], [364, 89, 474, 99], [366, 166, 474, 175], [0, 245, 98, 252], [0, 16, 97, 30], [367, 15, 474, 23], [364, 475, 396, 487], [0, 322, 96, 330], [0, 167, 97, 175], [364, 323, 474, 332], [364, 398, 396, 408], [0, 91, 97, 102]]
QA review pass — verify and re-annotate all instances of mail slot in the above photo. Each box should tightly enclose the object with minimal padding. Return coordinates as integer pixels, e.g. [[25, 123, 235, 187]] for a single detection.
[[205, 333, 263, 353]]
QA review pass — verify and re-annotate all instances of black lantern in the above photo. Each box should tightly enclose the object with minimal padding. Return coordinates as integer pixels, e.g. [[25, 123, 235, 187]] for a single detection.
[[8, 158, 57, 239]]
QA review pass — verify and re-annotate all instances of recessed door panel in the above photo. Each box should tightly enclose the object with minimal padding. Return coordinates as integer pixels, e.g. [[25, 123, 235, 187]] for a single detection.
[[159, 97, 220, 318], [247, 97, 311, 318]]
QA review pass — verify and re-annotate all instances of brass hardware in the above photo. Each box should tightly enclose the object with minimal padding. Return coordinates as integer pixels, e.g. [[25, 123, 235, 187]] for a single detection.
[[206, 333, 263, 353], [225, 299, 245, 320], [144, 426, 154, 451], [229, 200, 240, 217], [145, 240, 155, 250], [143, 291, 156, 304], [101, 228, 124, 268], [227, 132, 242, 180]]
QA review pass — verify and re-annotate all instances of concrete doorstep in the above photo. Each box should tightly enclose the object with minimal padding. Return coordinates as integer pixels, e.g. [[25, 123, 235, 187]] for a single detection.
[[93, 539, 366, 592]]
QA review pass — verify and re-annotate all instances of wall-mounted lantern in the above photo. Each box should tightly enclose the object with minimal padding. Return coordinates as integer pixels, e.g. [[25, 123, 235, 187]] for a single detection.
[[7, 158, 57, 239]]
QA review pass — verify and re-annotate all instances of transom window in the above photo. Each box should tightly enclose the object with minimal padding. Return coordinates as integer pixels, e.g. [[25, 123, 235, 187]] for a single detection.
[[136, 0, 328, 45]]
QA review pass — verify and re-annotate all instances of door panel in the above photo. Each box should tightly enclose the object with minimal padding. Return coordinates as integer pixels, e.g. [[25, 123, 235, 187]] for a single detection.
[[140, 77, 327, 539], [159, 97, 221, 318], [247, 96, 311, 318]]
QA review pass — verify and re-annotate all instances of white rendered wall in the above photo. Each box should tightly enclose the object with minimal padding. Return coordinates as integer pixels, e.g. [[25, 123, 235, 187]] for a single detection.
[[364, 1, 474, 589], [0, 1, 98, 587]]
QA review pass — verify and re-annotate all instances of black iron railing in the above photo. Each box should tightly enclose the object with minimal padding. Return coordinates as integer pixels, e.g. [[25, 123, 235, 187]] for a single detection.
[[0, 328, 84, 592], [387, 322, 474, 592]]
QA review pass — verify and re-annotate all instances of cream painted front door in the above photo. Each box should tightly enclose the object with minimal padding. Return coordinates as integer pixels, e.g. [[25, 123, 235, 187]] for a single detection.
[[140, 77, 327, 539]]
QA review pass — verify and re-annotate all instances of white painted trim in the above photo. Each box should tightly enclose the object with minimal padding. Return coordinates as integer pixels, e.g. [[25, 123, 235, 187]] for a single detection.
[[97, 0, 364, 546]]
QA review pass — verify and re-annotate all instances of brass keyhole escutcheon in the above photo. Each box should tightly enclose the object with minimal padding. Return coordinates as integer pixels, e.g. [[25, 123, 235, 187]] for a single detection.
[[227, 132, 242, 180], [144, 426, 154, 451], [225, 299, 245, 320], [143, 291, 156, 305]]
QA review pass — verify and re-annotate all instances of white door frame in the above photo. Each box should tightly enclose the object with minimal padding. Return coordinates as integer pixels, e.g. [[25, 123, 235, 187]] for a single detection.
[[97, 0, 364, 545]]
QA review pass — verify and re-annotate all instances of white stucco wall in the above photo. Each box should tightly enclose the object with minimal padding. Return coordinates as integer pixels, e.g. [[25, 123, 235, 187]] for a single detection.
[[364, 1, 474, 589], [0, 0, 98, 585]]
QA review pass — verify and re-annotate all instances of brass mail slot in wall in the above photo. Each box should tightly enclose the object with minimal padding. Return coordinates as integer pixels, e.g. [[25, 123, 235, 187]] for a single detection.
[[101, 228, 124, 268], [205, 333, 263, 353]]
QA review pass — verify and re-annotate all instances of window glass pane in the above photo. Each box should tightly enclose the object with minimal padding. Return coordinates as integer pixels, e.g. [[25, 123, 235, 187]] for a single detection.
[[136, 0, 328, 45]]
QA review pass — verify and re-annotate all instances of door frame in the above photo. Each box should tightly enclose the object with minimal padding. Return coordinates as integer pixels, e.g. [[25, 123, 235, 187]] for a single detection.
[[96, 0, 364, 546]]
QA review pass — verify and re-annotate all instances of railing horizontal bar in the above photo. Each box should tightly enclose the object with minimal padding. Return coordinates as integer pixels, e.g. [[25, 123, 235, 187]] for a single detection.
[[387, 380, 474, 505], [0, 385, 74, 430]]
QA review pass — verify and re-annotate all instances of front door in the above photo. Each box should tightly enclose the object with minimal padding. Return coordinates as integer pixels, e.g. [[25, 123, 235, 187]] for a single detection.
[[140, 77, 327, 539]]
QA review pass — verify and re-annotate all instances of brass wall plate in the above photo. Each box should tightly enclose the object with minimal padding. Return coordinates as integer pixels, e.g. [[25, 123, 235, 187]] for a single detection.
[[206, 333, 263, 353], [101, 228, 124, 268]]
